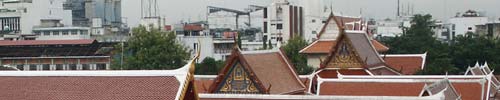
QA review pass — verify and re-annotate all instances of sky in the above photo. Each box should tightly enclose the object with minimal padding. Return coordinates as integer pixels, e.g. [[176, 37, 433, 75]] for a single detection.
[[122, 0, 500, 27]]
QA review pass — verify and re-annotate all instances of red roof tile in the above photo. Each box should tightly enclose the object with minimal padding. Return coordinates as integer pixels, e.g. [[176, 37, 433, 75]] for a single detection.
[[241, 51, 305, 94], [209, 48, 305, 94], [452, 82, 485, 100], [319, 82, 425, 96], [384, 56, 425, 75], [317, 70, 369, 78], [0, 76, 180, 100], [195, 79, 213, 93], [0, 39, 96, 46], [300, 40, 388, 54], [184, 24, 203, 31]]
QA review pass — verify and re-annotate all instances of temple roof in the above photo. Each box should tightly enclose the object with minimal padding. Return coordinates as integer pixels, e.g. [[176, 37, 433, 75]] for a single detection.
[[208, 48, 305, 94], [0, 54, 200, 100], [315, 75, 490, 100], [382, 53, 427, 75], [300, 39, 389, 54]]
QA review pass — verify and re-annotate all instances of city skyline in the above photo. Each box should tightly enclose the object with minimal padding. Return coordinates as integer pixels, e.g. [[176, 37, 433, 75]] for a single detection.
[[123, 0, 500, 27]]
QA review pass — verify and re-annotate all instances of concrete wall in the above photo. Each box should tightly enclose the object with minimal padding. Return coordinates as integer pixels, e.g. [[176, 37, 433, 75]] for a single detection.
[[448, 17, 488, 40], [177, 36, 215, 62], [306, 54, 327, 68]]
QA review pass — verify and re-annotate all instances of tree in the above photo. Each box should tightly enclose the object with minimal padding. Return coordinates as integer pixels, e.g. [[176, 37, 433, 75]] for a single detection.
[[449, 32, 500, 74], [195, 57, 225, 75], [262, 37, 268, 49], [112, 26, 191, 70], [281, 37, 314, 75], [268, 40, 273, 49], [237, 33, 242, 49], [382, 14, 457, 75]]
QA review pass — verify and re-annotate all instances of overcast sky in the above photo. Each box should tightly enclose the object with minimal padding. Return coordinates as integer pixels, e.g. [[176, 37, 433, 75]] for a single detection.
[[122, 0, 500, 27]]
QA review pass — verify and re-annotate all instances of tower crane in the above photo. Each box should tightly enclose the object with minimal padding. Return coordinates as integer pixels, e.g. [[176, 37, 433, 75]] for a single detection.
[[208, 5, 265, 30]]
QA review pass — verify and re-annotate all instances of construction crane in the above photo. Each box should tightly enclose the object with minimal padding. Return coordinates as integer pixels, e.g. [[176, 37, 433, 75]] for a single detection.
[[208, 5, 265, 30]]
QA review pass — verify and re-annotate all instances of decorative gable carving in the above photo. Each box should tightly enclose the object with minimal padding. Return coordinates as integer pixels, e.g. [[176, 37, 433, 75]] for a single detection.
[[325, 38, 364, 69], [215, 62, 262, 94]]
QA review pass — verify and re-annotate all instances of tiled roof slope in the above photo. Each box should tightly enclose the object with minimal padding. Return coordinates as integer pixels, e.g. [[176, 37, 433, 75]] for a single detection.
[[383, 54, 427, 75], [241, 50, 306, 94], [300, 40, 388, 54], [0, 39, 96, 46], [209, 48, 305, 94], [0, 76, 179, 100]]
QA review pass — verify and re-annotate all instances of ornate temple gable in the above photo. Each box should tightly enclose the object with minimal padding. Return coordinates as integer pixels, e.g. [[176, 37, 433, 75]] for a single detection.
[[214, 62, 263, 94], [325, 38, 364, 69], [208, 48, 268, 94], [320, 31, 365, 69]]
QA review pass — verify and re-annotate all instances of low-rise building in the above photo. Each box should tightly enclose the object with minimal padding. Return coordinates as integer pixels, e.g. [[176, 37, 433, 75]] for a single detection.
[[476, 22, 500, 39], [0, 39, 112, 71]]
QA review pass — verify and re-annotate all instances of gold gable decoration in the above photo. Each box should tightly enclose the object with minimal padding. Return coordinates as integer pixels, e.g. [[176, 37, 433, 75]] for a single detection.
[[327, 39, 363, 69], [217, 62, 261, 94]]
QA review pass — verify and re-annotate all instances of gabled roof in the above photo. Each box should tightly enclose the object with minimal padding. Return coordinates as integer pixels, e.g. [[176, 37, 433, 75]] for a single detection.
[[382, 53, 427, 75], [320, 31, 393, 71], [422, 79, 460, 100], [0, 39, 96, 46], [299, 39, 389, 54], [316, 13, 363, 40], [209, 47, 305, 94]]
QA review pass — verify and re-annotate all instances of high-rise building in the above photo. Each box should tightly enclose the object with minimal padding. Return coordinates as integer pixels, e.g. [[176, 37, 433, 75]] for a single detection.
[[262, 0, 304, 44], [64, 0, 124, 35]]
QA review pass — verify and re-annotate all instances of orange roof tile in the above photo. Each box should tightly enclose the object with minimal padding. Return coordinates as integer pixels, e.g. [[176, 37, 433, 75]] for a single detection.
[[0, 76, 180, 100], [317, 70, 369, 78], [384, 56, 425, 75], [452, 82, 485, 100], [0, 39, 96, 46], [242, 51, 305, 94], [209, 48, 305, 94], [300, 40, 388, 54], [319, 82, 425, 96], [195, 79, 213, 93]]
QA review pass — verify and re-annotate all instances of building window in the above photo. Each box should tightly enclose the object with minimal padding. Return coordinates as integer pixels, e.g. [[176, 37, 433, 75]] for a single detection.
[[16, 65, 24, 71], [81, 30, 89, 35], [29, 65, 37, 71], [468, 27, 472, 30], [82, 64, 90, 70], [96, 64, 106, 70], [34, 31, 41, 35], [276, 24, 283, 29], [263, 22, 268, 33], [69, 64, 77, 70], [62, 31, 69, 35], [312, 31, 317, 34], [71, 30, 78, 35], [53, 31, 60, 35], [56, 64, 64, 70], [193, 43, 198, 51], [452, 25, 456, 30], [42, 64, 50, 70], [43, 31, 50, 36]]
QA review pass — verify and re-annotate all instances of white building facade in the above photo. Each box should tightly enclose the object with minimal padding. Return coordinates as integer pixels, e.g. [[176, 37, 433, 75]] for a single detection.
[[0, 0, 72, 35], [263, 0, 304, 44], [447, 10, 488, 40]]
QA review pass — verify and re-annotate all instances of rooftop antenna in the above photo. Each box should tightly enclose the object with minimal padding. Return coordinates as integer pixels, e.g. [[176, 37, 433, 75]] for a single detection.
[[397, 0, 400, 17]]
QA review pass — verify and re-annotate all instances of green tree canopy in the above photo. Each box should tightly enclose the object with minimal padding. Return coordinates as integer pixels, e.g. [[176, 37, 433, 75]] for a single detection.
[[195, 57, 225, 75], [112, 26, 190, 70], [382, 14, 457, 75], [281, 37, 314, 75]]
